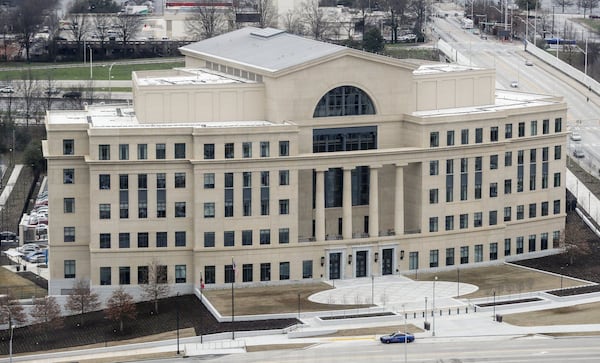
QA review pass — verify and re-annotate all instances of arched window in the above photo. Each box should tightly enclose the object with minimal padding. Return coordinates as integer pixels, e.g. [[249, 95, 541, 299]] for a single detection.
[[313, 86, 376, 118]]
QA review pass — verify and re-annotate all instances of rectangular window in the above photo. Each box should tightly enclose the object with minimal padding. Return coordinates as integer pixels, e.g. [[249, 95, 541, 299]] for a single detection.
[[224, 231, 235, 247], [137, 232, 149, 248], [64, 197, 75, 213], [504, 238, 511, 256], [204, 232, 215, 247], [543, 119, 550, 134], [409, 252, 418, 270], [518, 122, 525, 137], [137, 144, 147, 160], [430, 131, 439, 147], [224, 265, 235, 283], [505, 123, 512, 139], [175, 231, 186, 247], [204, 203, 215, 218], [99, 233, 111, 248], [429, 217, 438, 232], [156, 143, 166, 159], [429, 249, 439, 268], [459, 214, 468, 229], [474, 244, 483, 262], [260, 263, 271, 281], [445, 215, 454, 231], [489, 210, 497, 225], [157, 174, 166, 218], [554, 172, 561, 187], [260, 141, 270, 157], [490, 127, 498, 142], [64, 260, 76, 278], [554, 145, 561, 160], [99, 174, 110, 189], [529, 203, 536, 218], [138, 174, 147, 219], [460, 246, 469, 264], [279, 170, 289, 185], [279, 228, 289, 244], [474, 212, 482, 227], [174, 143, 186, 159], [445, 248, 454, 266], [63, 139, 74, 155], [119, 175, 129, 219], [99, 203, 111, 219], [430, 160, 439, 176], [204, 173, 215, 189], [119, 267, 131, 285], [504, 206, 511, 221], [505, 151, 512, 167], [279, 140, 289, 156], [475, 128, 483, 143], [119, 233, 130, 248], [517, 237, 524, 254], [303, 260, 313, 278], [242, 230, 253, 245], [205, 266, 215, 284], [119, 144, 129, 160], [156, 232, 167, 248], [175, 265, 186, 283], [260, 229, 271, 244], [504, 179, 512, 194], [541, 232, 549, 250], [279, 262, 290, 280], [461, 129, 469, 144], [531, 120, 537, 136], [517, 205, 524, 220], [175, 202, 186, 217], [279, 199, 289, 215], [225, 143, 235, 159], [554, 199, 561, 214], [204, 144, 215, 159], [490, 182, 498, 197], [447, 130, 455, 146], [100, 267, 111, 285], [430, 189, 438, 204], [138, 266, 149, 284], [261, 171, 270, 215], [490, 155, 498, 170], [174, 172, 186, 188], [555, 117, 562, 132], [242, 264, 253, 282], [99, 144, 110, 160], [242, 142, 252, 158], [63, 168, 74, 184], [490, 242, 498, 260], [529, 234, 536, 252], [541, 201, 549, 216]]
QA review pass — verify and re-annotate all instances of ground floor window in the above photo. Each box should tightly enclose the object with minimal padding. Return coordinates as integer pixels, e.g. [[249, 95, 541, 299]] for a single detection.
[[64, 260, 75, 279], [205, 266, 215, 284], [280, 262, 290, 280], [409, 252, 418, 270], [243, 264, 253, 282], [100, 267, 111, 285], [260, 263, 271, 281], [175, 265, 186, 283], [302, 260, 313, 278]]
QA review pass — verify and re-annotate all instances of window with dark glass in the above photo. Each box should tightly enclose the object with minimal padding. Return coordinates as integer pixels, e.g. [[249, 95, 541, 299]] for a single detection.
[[64, 198, 75, 213], [313, 86, 375, 117], [99, 174, 110, 189], [100, 233, 111, 248], [225, 143, 234, 159], [119, 233, 130, 248], [175, 202, 186, 217], [175, 172, 186, 188], [99, 144, 110, 160], [518, 122, 525, 137], [242, 264, 253, 282], [224, 231, 235, 246], [156, 232, 167, 247], [430, 132, 439, 147], [447, 130, 455, 146], [490, 127, 498, 142], [138, 232, 149, 248], [475, 128, 483, 143], [260, 229, 270, 244], [174, 143, 185, 159], [119, 267, 131, 285], [279, 228, 289, 244], [156, 143, 166, 159], [204, 144, 215, 159], [175, 265, 186, 283], [260, 263, 271, 281], [204, 232, 215, 247], [505, 124, 512, 138], [242, 230, 252, 245], [63, 139, 74, 155], [242, 142, 252, 158], [313, 126, 377, 153], [119, 144, 129, 160], [279, 141, 289, 156], [64, 260, 76, 278], [260, 141, 270, 157], [205, 266, 215, 284], [64, 169, 74, 184], [64, 227, 75, 242], [137, 144, 147, 160], [100, 267, 111, 285], [175, 231, 186, 247], [204, 173, 215, 189]]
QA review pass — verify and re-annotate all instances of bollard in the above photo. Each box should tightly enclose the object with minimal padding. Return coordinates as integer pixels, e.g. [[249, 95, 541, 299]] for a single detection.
[[466, 307, 468, 313], [431, 310, 433, 317], [440, 310, 442, 316], [474, 306, 477, 312], [414, 312, 416, 318], [448, 309, 451, 315], [457, 307, 460, 314], [422, 311, 425, 318]]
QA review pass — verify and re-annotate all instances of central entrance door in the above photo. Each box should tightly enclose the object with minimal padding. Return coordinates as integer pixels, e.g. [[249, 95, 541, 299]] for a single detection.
[[329, 252, 341, 280], [382, 248, 393, 275], [356, 251, 367, 277]]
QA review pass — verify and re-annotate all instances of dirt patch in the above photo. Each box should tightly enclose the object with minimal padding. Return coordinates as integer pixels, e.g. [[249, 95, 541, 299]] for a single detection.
[[415, 264, 587, 299], [547, 284, 600, 296], [503, 301, 600, 326], [203, 283, 370, 315]]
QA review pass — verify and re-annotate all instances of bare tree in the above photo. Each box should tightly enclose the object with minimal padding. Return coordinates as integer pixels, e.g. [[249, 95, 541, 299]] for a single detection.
[[13, 0, 59, 62], [281, 10, 303, 35], [409, 0, 430, 39], [94, 15, 114, 52], [0, 7, 14, 62], [105, 287, 136, 333], [140, 259, 170, 314], [0, 291, 27, 340], [112, 13, 144, 55], [382, 0, 409, 43], [300, 0, 330, 40], [257, 0, 277, 28], [65, 13, 92, 61], [185, 6, 228, 40], [19, 69, 42, 125], [65, 278, 101, 326], [30, 296, 63, 335], [553, 0, 574, 12], [41, 72, 58, 112]]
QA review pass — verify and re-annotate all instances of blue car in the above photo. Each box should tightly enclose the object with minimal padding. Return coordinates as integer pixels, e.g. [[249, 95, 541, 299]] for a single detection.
[[380, 331, 415, 344]]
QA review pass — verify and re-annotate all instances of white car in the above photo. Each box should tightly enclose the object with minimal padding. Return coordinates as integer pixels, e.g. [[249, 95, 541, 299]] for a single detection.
[[18, 244, 40, 253], [570, 132, 582, 141], [0, 86, 14, 94], [510, 81, 519, 88], [525, 60, 534, 66]]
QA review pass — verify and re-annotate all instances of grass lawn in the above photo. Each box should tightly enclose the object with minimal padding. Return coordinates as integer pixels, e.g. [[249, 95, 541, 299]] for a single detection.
[[504, 301, 600, 326], [413, 264, 588, 299], [0, 61, 184, 81], [0, 267, 47, 299], [203, 283, 370, 315]]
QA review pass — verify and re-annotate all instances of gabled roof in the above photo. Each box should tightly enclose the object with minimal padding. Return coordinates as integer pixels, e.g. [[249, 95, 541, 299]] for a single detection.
[[179, 27, 347, 73]]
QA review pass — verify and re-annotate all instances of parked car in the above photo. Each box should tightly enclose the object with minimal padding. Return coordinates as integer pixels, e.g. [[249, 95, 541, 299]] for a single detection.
[[570, 132, 582, 141], [0, 85, 14, 94], [62, 91, 82, 99], [573, 147, 585, 158], [525, 59, 534, 66], [0, 231, 17, 242], [17, 244, 40, 253], [45, 87, 60, 96], [29, 254, 47, 264], [380, 331, 415, 344], [24, 251, 45, 262], [510, 80, 519, 88]]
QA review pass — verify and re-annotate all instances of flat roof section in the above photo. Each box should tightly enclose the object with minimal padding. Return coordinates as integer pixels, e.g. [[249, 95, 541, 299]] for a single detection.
[[135, 68, 249, 86]]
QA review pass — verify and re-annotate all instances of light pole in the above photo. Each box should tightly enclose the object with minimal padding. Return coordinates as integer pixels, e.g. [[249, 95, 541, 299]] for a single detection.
[[297, 293, 301, 318], [108, 62, 116, 100], [176, 292, 180, 354], [89, 46, 93, 79], [403, 304, 407, 363], [457, 267, 460, 296], [9, 315, 13, 363], [432, 276, 437, 336], [424, 296, 428, 325], [371, 274, 374, 305], [493, 290, 496, 321], [560, 266, 564, 290]]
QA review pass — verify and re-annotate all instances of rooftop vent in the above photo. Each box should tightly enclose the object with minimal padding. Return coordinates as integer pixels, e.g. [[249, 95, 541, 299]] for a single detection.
[[250, 28, 285, 39], [116, 108, 123, 117]]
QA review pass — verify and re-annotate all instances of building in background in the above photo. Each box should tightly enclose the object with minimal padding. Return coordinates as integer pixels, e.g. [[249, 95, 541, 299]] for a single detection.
[[43, 27, 567, 298]]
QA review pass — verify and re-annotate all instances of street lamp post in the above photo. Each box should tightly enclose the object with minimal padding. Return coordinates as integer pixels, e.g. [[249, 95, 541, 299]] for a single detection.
[[457, 267, 460, 297], [424, 296, 428, 323], [493, 290, 496, 321], [108, 62, 116, 101], [432, 276, 437, 336], [176, 292, 180, 354], [403, 304, 408, 363], [560, 266, 564, 290], [89, 46, 93, 79], [371, 274, 374, 305]]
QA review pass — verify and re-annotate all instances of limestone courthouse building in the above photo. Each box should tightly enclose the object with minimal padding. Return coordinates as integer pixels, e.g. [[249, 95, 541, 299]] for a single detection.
[[44, 27, 567, 297]]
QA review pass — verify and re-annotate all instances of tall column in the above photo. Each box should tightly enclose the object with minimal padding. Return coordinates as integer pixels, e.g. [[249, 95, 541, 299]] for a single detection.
[[369, 165, 381, 238], [343, 167, 353, 239], [315, 169, 326, 242], [394, 164, 405, 235]]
